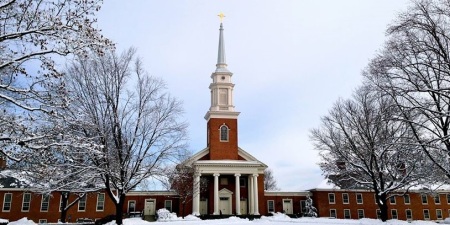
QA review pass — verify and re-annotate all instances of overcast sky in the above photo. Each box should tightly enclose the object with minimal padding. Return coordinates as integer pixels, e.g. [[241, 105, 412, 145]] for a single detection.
[[97, 0, 410, 191]]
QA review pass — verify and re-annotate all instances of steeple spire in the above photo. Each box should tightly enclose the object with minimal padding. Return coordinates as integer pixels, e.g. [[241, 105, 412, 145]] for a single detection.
[[204, 15, 239, 121], [216, 14, 229, 73]]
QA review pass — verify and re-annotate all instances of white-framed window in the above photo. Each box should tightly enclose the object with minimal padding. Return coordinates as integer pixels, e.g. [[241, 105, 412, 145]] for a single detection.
[[342, 193, 349, 204], [404, 194, 411, 204], [22, 193, 31, 212], [78, 194, 86, 211], [267, 200, 274, 213], [391, 209, 398, 219], [220, 125, 229, 142], [128, 200, 136, 213], [356, 193, 363, 204], [165, 200, 172, 212], [389, 196, 396, 204], [41, 195, 50, 212], [330, 209, 336, 218], [447, 194, 450, 204], [422, 194, 428, 204], [437, 209, 443, 220], [344, 209, 351, 219], [423, 209, 430, 220], [357, 209, 364, 219], [435, 195, 441, 204], [38, 219, 47, 224], [239, 177, 246, 187], [3, 193, 12, 212], [406, 209, 413, 220], [376, 209, 381, 219], [328, 193, 335, 204], [300, 200, 307, 214], [96, 193, 105, 211]]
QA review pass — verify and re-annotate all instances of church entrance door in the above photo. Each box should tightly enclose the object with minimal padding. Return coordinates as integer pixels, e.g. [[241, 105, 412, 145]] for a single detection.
[[219, 197, 230, 214]]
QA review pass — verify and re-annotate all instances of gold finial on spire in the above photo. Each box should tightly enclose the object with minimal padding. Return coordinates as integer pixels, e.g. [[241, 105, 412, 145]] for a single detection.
[[218, 12, 225, 23]]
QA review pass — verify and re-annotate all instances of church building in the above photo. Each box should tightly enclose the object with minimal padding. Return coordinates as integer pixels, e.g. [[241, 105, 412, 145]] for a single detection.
[[181, 20, 267, 216]]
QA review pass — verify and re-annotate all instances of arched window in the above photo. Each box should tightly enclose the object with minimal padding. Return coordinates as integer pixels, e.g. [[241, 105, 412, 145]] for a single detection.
[[220, 125, 229, 142]]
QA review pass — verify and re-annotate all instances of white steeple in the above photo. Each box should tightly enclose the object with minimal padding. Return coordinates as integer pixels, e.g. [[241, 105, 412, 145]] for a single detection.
[[204, 18, 240, 121]]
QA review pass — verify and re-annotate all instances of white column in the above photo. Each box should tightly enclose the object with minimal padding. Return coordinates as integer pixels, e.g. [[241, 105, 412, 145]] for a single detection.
[[249, 176, 254, 214], [253, 174, 260, 215], [235, 174, 241, 215], [213, 173, 220, 215], [192, 173, 200, 215]]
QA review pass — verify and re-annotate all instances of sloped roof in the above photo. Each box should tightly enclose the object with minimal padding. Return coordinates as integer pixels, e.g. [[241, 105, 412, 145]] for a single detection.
[[181, 147, 267, 168]]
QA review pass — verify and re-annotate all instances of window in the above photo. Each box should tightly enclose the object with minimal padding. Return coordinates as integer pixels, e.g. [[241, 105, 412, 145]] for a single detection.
[[78, 195, 86, 211], [220, 125, 229, 142], [435, 195, 441, 204], [267, 200, 274, 213], [357, 209, 364, 219], [300, 200, 306, 214], [422, 194, 428, 204], [22, 193, 31, 212], [219, 88, 228, 105], [391, 209, 398, 219], [376, 209, 381, 219], [328, 193, 335, 204], [96, 193, 105, 211], [239, 177, 246, 187], [389, 196, 396, 204], [356, 193, 363, 204], [330, 209, 336, 218], [437, 209, 443, 220], [3, 193, 12, 212], [165, 200, 172, 212], [41, 195, 50, 212], [406, 209, 412, 220], [342, 193, 349, 204], [128, 201, 136, 213], [447, 194, 450, 204], [423, 209, 430, 220], [404, 194, 410, 204], [344, 209, 351, 219], [38, 219, 47, 224], [220, 177, 228, 185]]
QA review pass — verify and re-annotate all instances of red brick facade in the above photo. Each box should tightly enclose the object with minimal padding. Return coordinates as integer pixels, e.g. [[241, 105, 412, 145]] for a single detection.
[[207, 118, 239, 160]]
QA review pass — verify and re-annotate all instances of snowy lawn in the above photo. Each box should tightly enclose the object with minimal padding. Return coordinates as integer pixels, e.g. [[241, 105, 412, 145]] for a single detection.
[[4, 214, 444, 225], [113, 213, 441, 225]]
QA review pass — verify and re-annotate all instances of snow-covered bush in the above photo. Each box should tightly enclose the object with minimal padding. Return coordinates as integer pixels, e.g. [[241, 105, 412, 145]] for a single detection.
[[157, 208, 178, 221]]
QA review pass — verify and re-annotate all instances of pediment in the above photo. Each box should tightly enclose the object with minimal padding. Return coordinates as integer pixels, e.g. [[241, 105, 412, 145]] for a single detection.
[[219, 188, 233, 195]]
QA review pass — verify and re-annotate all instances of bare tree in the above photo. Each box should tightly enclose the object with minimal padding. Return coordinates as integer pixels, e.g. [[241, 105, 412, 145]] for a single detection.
[[264, 168, 279, 191], [162, 165, 208, 218], [365, 0, 450, 182], [0, 0, 112, 161], [310, 85, 429, 222], [65, 48, 187, 225]]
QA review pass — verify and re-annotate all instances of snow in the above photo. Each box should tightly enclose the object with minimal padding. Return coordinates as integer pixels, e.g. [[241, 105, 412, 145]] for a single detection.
[[99, 213, 440, 225], [8, 218, 35, 225]]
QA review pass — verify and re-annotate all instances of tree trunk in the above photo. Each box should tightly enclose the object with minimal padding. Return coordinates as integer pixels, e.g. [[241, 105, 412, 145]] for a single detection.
[[60, 192, 69, 223], [376, 193, 389, 222], [115, 194, 126, 225]]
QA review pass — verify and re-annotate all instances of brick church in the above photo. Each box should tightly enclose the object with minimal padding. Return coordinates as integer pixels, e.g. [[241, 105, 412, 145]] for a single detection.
[[1, 20, 450, 223]]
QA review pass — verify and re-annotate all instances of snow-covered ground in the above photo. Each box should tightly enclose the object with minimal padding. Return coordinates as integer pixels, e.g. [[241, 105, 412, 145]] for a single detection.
[[4, 214, 445, 225]]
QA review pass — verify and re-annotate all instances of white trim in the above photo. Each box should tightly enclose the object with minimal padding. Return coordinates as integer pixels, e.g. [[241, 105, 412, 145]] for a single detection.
[[78, 195, 86, 212], [267, 200, 274, 213], [421, 194, 428, 205], [329, 209, 336, 218], [423, 209, 430, 220], [40, 195, 49, 212], [391, 209, 398, 219], [2, 193, 12, 212], [404, 194, 411, 205], [128, 200, 136, 213], [21, 193, 31, 212], [357, 209, 364, 219], [96, 193, 105, 211], [328, 193, 335, 204], [343, 209, 351, 219], [406, 209, 413, 220], [356, 193, 363, 204], [389, 196, 396, 205], [164, 200, 172, 212], [437, 209, 443, 220], [342, 193, 349, 204]]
